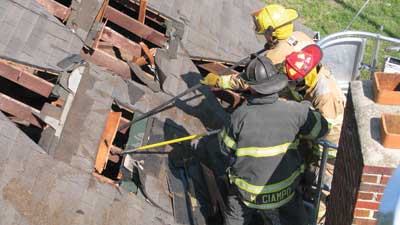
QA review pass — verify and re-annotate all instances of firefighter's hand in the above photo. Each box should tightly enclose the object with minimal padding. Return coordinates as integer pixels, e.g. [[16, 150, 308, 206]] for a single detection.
[[200, 73, 219, 86]]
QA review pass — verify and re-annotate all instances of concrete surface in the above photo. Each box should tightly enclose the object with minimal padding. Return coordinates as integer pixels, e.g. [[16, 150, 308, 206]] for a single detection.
[[351, 80, 400, 168]]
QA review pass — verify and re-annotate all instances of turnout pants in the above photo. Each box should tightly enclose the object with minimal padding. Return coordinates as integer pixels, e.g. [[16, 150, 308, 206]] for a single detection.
[[224, 192, 310, 225]]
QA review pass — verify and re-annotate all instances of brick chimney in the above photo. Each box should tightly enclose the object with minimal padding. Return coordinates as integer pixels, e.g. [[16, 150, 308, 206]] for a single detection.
[[326, 78, 400, 225]]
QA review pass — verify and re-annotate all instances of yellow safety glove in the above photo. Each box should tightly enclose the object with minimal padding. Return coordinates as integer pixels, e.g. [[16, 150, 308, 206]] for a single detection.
[[200, 73, 220, 86]]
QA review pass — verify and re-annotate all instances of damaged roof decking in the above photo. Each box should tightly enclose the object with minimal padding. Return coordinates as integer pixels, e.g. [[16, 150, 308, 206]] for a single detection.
[[0, 1, 231, 224], [146, 0, 265, 62], [33, 40, 227, 224], [0, 60, 225, 225], [0, 0, 82, 71], [0, 111, 175, 225]]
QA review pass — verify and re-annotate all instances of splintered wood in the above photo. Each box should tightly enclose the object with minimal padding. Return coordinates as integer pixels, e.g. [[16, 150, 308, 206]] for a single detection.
[[36, 0, 71, 21], [103, 6, 167, 47], [138, 0, 147, 23], [95, 111, 122, 174], [0, 61, 54, 98], [0, 93, 43, 128]]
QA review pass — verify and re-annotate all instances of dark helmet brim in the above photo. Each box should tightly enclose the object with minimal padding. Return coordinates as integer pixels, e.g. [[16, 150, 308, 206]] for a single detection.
[[240, 72, 288, 95]]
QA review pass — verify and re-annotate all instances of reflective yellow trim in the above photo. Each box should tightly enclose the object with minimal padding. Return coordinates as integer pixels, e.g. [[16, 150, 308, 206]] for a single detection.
[[219, 129, 236, 149], [313, 145, 337, 159], [236, 141, 298, 158], [231, 165, 304, 195], [301, 111, 322, 139], [328, 149, 337, 158], [243, 192, 295, 210], [218, 75, 233, 89], [318, 147, 337, 158]]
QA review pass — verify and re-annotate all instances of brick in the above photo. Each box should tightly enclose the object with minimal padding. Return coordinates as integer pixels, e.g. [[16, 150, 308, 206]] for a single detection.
[[354, 209, 371, 218], [357, 192, 374, 201], [359, 183, 386, 193], [361, 175, 379, 183], [355, 200, 380, 211], [363, 166, 394, 176], [353, 218, 376, 225], [380, 175, 391, 185]]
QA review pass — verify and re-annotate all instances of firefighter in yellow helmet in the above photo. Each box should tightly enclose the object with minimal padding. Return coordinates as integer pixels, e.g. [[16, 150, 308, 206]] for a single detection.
[[252, 4, 298, 43], [201, 4, 304, 91], [251, 4, 315, 64]]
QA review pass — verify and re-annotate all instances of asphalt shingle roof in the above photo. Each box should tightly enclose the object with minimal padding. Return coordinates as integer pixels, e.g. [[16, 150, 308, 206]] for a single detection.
[[0, 0, 82, 72], [147, 0, 265, 63]]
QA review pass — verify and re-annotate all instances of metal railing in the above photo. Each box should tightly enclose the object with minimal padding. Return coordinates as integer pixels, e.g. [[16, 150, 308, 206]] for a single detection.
[[318, 31, 400, 79]]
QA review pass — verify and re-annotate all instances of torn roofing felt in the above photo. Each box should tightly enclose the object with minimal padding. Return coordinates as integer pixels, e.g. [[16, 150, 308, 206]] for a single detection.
[[0, 0, 83, 72], [146, 0, 265, 63]]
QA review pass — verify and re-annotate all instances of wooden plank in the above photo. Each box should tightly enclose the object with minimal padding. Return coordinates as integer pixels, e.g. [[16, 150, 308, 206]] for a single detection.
[[80, 48, 155, 81], [101, 27, 142, 57], [138, 0, 147, 23], [132, 55, 148, 66], [198, 62, 239, 75], [0, 61, 54, 98], [103, 6, 167, 47], [0, 93, 43, 128], [93, 20, 107, 49], [81, 48, 131, 79], [196, 62, 243, 108], [95, 111, 122, 173], [36, 0, 71, 21], [139, 42, 154, 66], [113, 0, 165, 26], [95, 0, 109, 22]]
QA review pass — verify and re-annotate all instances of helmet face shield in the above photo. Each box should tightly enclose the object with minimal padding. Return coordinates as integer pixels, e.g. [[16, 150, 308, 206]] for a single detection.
[[252, 15, 262, 33]]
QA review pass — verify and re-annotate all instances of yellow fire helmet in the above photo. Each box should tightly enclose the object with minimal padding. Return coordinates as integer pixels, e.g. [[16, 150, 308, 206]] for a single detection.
[[253, 4, 298, 40]]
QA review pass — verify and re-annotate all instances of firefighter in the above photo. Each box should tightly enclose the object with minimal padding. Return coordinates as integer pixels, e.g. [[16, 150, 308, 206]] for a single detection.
[[252, 4, 299, 49], [283, 44, 346, 218], [284, 44, 346, 159], [200, 3, 309, 90], [201, 40, 345, 159], [219, 55, 329, 225]]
